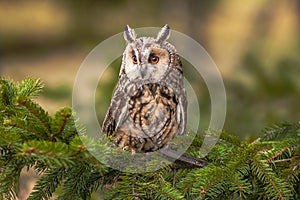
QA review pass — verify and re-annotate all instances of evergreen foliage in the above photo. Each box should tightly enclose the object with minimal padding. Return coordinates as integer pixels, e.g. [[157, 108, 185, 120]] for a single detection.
[[0, 78, 299, 199]]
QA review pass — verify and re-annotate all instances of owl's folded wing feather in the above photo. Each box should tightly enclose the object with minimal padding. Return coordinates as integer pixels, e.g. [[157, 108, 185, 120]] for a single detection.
[[101, 83, 127, 136], [102, 105, 116, 135], [177, 88, 187, 135]]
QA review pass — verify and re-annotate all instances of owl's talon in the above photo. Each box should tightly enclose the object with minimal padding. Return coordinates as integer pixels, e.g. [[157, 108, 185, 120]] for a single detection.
[[122, 146, 136, 155], [131, 149, 136, 155], [122, 146, 129, 151]]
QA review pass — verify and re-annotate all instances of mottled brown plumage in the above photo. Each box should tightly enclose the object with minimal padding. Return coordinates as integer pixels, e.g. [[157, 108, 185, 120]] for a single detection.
[[102, 25, 187, 153]]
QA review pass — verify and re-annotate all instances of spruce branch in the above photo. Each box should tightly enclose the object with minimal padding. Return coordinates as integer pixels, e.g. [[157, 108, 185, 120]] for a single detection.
[[50, 107, 77, 142], [28, 167, 66, 200], [1, 77, 300, 199], [261, 121, 300, 142], [250, 158, 291, 199], [285, 158, 300, 182], [0, 78, 17, 107], [16, 78, 44, 98], [265, 143, 300, 163], [16, 97, 52, 136], [4, 118, 47, 140]]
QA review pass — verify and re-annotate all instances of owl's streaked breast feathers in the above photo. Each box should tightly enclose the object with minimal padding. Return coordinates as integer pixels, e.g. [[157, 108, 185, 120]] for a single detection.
[[102, 24, 187, 153]]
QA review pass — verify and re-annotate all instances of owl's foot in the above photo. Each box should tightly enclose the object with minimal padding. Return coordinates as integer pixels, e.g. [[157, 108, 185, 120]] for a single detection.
[[122, 145, 136, 155]]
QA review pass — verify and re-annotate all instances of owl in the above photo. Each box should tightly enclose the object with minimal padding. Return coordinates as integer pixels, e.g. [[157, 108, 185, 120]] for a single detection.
[[102, 24, 187, 154]]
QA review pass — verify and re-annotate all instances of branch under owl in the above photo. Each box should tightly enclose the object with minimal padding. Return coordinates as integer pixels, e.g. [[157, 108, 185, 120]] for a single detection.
[[160, 148, 208, 168]]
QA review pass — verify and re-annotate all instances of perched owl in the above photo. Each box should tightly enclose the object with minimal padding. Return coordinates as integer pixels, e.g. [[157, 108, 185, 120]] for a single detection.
[[102, 25, 187, 153]]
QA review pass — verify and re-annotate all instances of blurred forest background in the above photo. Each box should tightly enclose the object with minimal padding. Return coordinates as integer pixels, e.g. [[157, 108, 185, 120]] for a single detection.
[[1, 1, 300, 198]]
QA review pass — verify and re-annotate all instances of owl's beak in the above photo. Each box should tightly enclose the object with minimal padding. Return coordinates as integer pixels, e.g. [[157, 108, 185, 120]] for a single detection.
[[140, 66, 146, 78]]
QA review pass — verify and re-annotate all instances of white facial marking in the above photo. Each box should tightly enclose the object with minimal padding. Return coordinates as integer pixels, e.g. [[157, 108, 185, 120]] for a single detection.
[[124, 39, 170, 82]]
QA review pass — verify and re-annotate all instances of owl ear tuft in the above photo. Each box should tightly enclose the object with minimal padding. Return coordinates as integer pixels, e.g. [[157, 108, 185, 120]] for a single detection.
[[156, 24, 170, 43], [124, 25, 136, 43]]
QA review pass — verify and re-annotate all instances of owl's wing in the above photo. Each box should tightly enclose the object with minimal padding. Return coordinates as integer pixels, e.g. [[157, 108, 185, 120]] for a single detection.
[[101, 82, 127, 136], [177, 88, 187, 135]]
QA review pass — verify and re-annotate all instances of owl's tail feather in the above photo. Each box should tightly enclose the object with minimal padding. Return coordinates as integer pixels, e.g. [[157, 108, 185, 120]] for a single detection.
[[160, 148, 208, 168]]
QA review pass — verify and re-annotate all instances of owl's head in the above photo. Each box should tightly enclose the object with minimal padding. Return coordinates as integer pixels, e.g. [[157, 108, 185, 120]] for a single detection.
[[120, 25, 182, 82]]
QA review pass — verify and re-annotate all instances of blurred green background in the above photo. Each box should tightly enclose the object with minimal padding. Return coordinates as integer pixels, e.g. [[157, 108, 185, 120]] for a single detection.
[[1, 0, 300, 198]]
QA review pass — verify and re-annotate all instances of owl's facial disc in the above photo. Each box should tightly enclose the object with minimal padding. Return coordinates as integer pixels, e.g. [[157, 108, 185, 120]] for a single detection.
[[125, 45, 169, 82]]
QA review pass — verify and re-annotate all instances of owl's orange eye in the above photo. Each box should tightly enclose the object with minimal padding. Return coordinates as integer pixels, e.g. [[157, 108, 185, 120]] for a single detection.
[[132, 55, 138, 64], [149, 54, 159, 64]]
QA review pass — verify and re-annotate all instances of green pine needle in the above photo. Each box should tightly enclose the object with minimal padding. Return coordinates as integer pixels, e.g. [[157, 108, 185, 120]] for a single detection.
[[0, 77, 299, 200]]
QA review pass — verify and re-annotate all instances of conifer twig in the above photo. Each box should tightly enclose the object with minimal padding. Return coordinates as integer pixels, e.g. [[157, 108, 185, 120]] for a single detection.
[[285, 159, 300, 182], [160, 148, 208, 168]]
